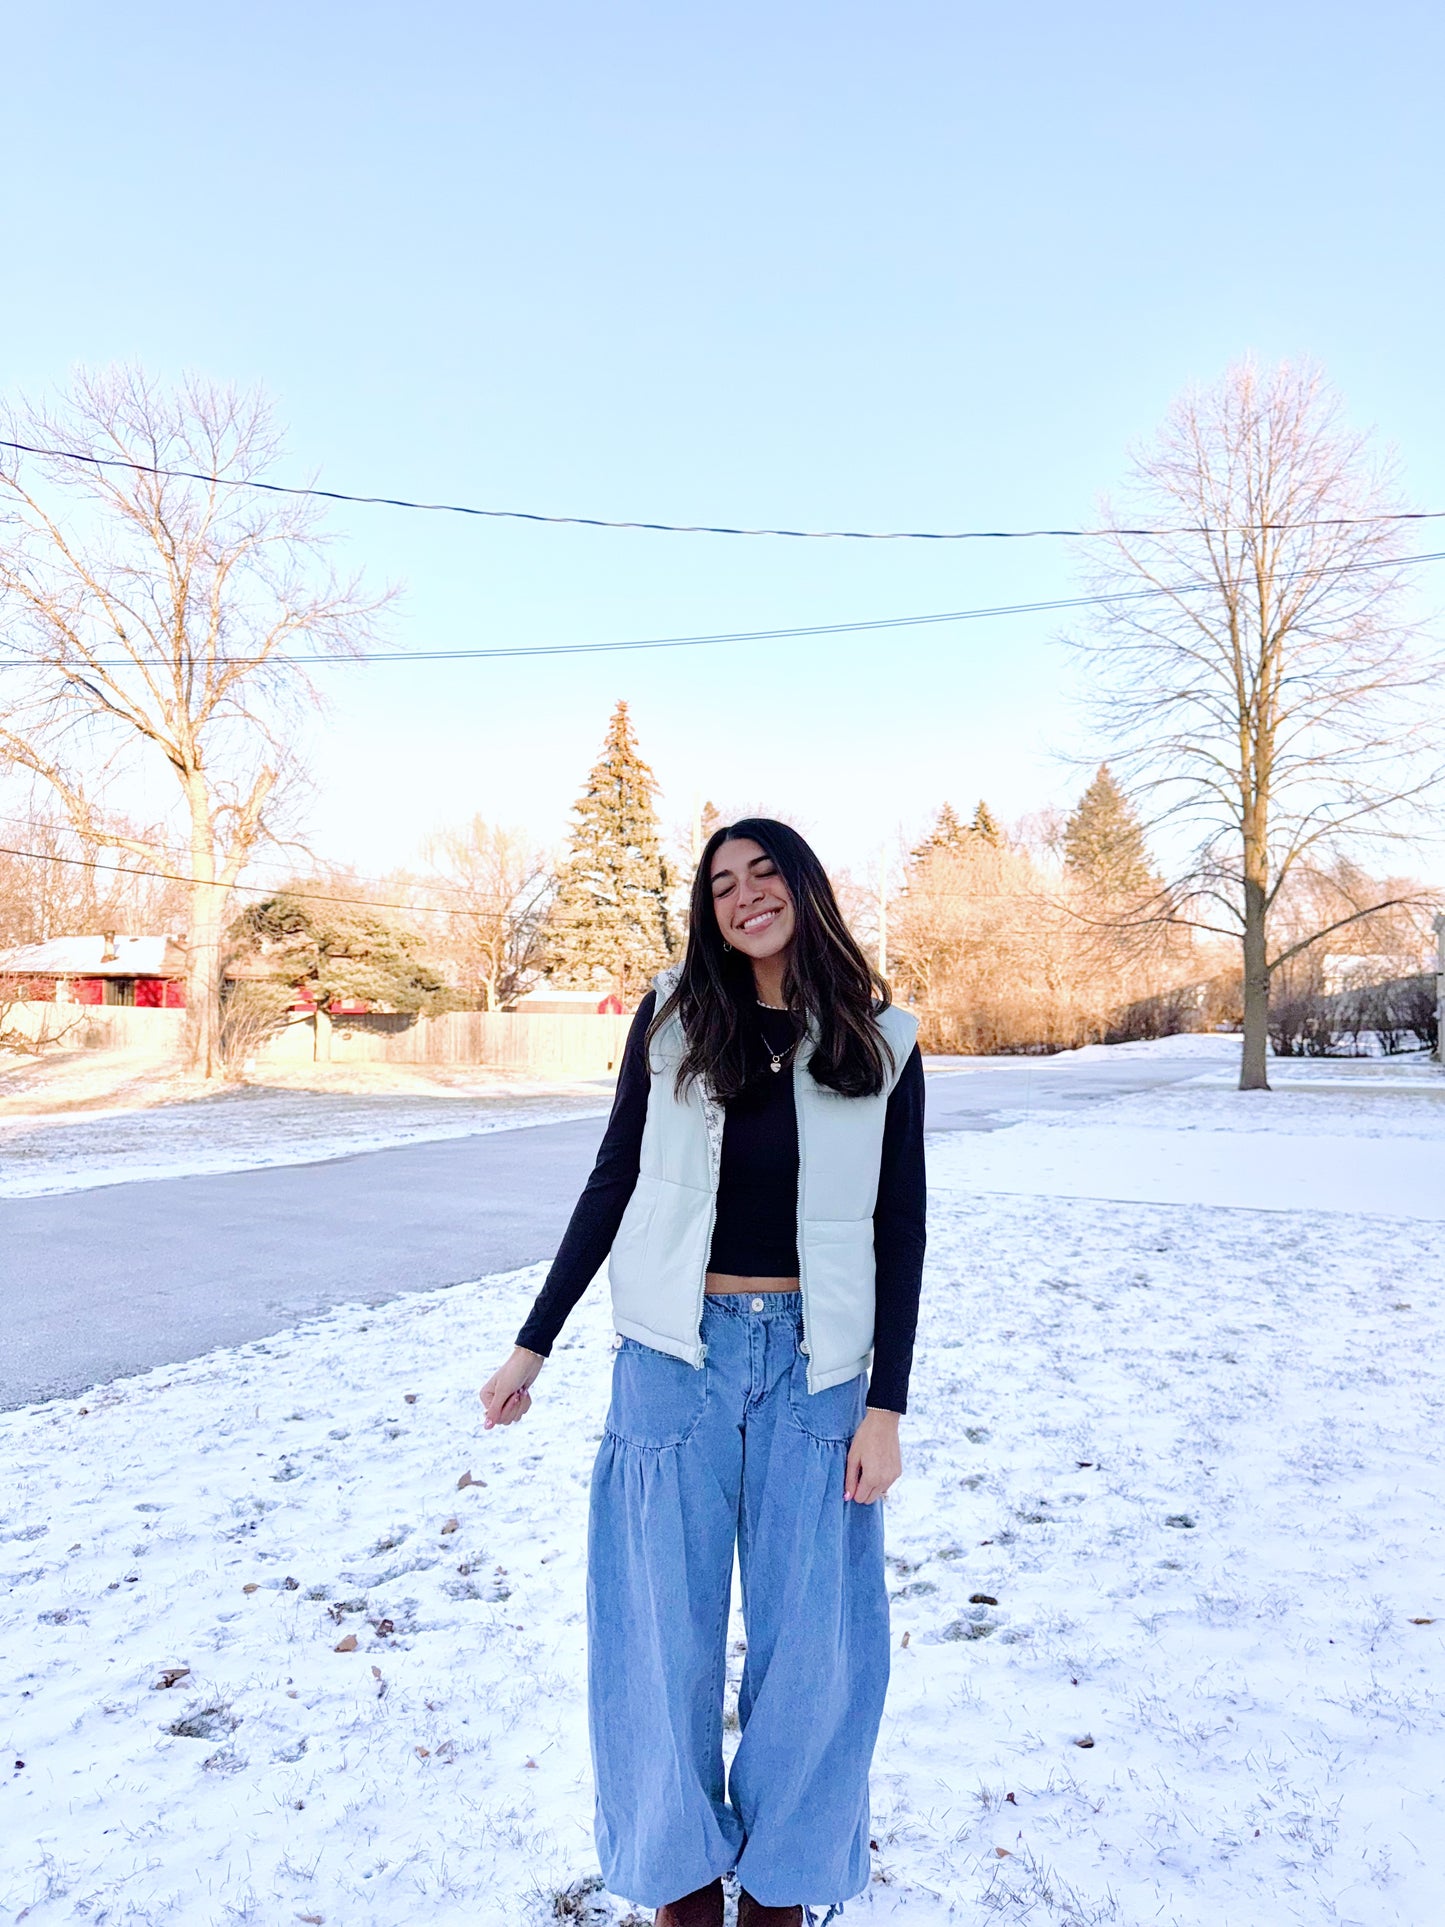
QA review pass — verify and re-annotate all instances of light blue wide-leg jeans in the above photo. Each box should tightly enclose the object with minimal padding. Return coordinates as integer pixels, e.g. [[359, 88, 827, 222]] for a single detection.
[[587, 1291, 889, 1910]]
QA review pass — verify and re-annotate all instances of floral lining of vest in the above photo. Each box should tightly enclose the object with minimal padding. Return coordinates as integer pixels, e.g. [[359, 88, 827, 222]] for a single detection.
[[651, 963, 788, 1190], [700, 1082, 726, 1188]]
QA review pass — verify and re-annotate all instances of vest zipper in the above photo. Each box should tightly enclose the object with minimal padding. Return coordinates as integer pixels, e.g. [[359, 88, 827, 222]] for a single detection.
[[693, 1081, 725, 1367], [793, 1039, 812, 1374]]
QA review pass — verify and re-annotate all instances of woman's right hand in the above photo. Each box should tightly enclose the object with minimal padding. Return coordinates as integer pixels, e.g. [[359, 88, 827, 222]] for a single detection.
[[480, 1347, 544, 1429]]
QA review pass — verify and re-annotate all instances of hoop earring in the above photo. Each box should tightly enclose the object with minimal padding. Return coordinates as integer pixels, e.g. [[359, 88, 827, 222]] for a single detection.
[[722, 941, 732, 953]]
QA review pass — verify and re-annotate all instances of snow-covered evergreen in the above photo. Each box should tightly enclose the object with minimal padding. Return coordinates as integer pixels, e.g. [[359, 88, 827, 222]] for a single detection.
[[545, 701, 677, 996]]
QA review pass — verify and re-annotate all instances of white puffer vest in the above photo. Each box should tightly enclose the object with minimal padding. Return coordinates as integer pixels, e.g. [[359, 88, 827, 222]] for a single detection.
[[607, 973, 918, 1394]]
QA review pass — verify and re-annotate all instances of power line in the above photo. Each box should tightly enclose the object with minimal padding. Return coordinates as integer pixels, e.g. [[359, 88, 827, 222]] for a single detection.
[[3, 549, 1441, 672], [3, 436, 1444, 542], [0, 810, 433, 898], [0, 841, 503, 921]]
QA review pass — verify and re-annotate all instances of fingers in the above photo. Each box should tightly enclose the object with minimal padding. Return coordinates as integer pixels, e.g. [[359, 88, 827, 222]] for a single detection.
[[844, 1451, 897, 1505], [479, 1372, 533, 1428], [482, 1387, 531, 1430]]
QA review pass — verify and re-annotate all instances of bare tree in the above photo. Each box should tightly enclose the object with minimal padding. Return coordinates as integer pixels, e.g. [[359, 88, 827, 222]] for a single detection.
[[420, 817, 554, 1010], [1073, 358, 1442, 1090], [0, 807, 189, 948], [0, 367, 381, 1076], [889, 832, 1200, 1053]]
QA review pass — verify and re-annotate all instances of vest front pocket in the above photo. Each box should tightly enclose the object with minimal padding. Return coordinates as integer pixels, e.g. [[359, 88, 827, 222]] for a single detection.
[[605, 1338, 709, 1449], [787, 1352, 867, 1444]]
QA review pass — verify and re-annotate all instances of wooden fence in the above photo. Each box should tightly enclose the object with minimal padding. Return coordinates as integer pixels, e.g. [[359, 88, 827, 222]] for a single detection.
[[1, 1002, 186, 1052], [256, 1009, 632, 1077], [2, 1000, 631, 1078]]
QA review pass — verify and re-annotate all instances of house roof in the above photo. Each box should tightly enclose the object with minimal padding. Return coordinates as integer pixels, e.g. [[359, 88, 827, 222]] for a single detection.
[[514, 985, 620, 1006], [0, 935, 186, 978]]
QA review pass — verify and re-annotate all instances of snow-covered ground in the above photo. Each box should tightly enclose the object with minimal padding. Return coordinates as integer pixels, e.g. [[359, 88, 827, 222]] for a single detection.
[[0, 1063, 610, 1199], [926, 1047, 1445, 1222], [4, 1054, 1444, 1925]]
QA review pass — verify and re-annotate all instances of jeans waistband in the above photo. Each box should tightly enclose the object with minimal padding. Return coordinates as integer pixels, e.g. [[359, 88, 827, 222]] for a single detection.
[[701, 1289, 802, 1320]]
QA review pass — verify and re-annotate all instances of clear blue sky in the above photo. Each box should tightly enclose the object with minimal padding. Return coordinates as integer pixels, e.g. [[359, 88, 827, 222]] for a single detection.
[[5, 1, 1443, 876]]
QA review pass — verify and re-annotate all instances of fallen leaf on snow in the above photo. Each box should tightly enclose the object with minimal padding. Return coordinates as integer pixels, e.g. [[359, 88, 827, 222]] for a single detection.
[[1409, 1616, 1436, 1625], [969, 1593, 999, 1606], [334, 1634, 359, 1653], [994, 1847, 1012, 1858], [151, 1667, 191, 1690], [440, 1517, 460, 1535], [242, 1583, 259, 1594], [416, 1745, 430, 1758], [1074, 1735, 1095, 1748], [404, 1393, 418, 1404]]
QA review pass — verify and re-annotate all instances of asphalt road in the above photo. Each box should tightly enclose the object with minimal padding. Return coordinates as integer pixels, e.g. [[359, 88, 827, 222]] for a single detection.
[[1, 1052, 1207, 1409]]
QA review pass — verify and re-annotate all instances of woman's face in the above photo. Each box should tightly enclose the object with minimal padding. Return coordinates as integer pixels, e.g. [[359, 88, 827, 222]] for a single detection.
[[709, 837, 796, 962]]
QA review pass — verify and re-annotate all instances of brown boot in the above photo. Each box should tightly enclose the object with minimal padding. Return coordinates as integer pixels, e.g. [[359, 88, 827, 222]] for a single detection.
[[738, 1893, 804, 1927], [654, 1878, 725, 1927]]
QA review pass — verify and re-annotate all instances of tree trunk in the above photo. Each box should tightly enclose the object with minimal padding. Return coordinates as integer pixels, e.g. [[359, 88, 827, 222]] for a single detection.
[[1240, 875, 1271, 1091], [183, 880, 226, 1080], [314, 1003, 333, 1062]]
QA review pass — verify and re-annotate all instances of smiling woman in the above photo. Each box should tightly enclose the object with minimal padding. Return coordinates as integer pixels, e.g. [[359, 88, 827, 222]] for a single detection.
[[480, 817, 926, 1925], [668, 819, 895, 1104]]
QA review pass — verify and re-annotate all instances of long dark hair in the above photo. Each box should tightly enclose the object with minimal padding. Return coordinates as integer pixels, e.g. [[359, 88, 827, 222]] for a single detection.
[[650, 817, 892, 1100]]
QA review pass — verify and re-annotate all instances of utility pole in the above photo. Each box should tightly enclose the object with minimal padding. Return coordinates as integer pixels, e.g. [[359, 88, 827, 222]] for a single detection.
[[1434, 911, 1445, 1066], [876, 848, 889, 978]]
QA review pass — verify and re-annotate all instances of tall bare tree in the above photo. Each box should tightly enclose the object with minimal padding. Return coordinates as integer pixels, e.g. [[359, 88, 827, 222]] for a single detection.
[[1074, 359, 1441, 1090], [0, 808, 188, 948], [420, 817, 554, 1010], [0, 367, 381, 1076]]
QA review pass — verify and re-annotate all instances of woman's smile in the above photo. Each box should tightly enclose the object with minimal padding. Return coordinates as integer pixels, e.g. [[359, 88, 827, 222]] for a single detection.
[[738, 905, 782, 934], [710, 837, 798, 964]]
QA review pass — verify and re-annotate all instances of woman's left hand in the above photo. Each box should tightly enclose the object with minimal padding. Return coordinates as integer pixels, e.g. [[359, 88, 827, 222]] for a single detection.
[[845, 1407, 902, 1504]]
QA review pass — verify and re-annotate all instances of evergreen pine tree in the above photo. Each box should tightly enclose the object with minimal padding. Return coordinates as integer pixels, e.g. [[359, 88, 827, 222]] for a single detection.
[[970, 799, 1003, 846], [694, 798, 724, 859], [1064, 764, 1154, 893], [547, 700, 678, 996], [910, 802, 966, 863]]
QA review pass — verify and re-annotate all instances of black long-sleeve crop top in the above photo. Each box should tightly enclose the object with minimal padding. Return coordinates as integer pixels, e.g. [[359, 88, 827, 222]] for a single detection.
[[514, 992, 927, 1413]]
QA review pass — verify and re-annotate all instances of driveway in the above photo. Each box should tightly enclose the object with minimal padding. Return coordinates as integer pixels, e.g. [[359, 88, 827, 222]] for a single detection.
[[1, 1051, 1210, 1408]]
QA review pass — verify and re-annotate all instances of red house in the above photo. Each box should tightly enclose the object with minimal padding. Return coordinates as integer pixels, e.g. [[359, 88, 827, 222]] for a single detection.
[[0, 933, 187, 1007]]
